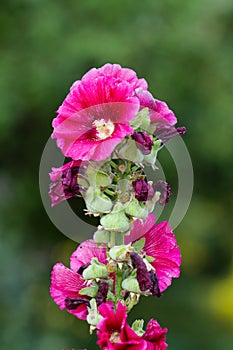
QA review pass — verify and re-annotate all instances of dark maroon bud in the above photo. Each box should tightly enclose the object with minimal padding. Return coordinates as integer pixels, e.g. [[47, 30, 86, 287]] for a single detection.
[[133, 179, 153, 202], [77, 263, 90, 275], [132, 132, 154, 155], [130, 252, 152, 292], [61, 166, 81, 198], [65, 296, 90, 310], [149, 270, 161, 297], [154, 125, 186, 144], [96, 281, 109, 306], [153, 180, 171, 205]]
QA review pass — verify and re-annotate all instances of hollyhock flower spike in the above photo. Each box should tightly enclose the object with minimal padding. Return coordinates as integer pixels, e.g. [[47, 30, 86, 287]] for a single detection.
[[50, 240, 107, 320], [97, 302, 168, 350], [52, 64, 149, 161], [125, 214, 181, 292]]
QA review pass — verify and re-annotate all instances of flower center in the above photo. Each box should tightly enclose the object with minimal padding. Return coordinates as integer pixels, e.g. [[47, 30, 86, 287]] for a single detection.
[[110, 331, 121, 344], [93, 119, 115, 140]]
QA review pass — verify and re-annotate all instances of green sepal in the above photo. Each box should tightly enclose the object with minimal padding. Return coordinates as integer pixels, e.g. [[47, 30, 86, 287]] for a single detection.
[[122, 275, 141, 294], [131, 319, 145, 336], [132, 238, 146, 253], [125, 199, 148, 219], [82, 258, 109, 280], [93, 229, 110, 244], [85, 187, 112, 213], [107, 290, 115, 302], [86, 164, 112, 188], [109, 244, 132, 261], [79, 286, 98, 298], [130, 108, 150, 131], [118, 139, 144, 163], [100, 202, 130, 232]]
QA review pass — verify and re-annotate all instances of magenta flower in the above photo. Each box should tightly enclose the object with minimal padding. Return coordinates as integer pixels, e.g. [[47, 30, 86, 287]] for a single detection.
[[135, 88, 177, 126], [49, 160, 84, 207], [52, 64, 145, 161], [50, 240, 107, 320], [125, 214, 181, 292], [97, 302, 168, 350]]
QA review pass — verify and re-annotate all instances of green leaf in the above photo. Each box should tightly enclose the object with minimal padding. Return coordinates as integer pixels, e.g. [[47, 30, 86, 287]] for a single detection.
[[132, 238, 146, 253]]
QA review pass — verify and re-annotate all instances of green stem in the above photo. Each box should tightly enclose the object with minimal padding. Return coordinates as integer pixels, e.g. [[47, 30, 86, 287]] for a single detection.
[[115, 232, 124, 245], [127, 294, 137, 313], [110, 231, 115, 247]]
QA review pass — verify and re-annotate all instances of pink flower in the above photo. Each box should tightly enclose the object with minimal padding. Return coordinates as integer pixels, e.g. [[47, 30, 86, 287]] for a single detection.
[[135, 88, 177, 126], [125, 214, 181, 293], [49, 160, 83, 207], [97, 302, 168, 350], [50, 240, 107, 320], [52, 64, 145, 161]]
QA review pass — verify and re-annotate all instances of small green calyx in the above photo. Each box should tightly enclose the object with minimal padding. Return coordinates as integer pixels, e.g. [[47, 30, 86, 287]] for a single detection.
[[93, 229, 110, 244], [143, 140, 161, 166], [82, 258, 109, 280], [132, 238, 146, 253], [85, 187, 112, 214], [125, 199, 148, 219], [79, 286, 98, 298], [122, 275, 141, 294], [100, 202, 130, 232], [109, 244, 132, 261], [130, 108, 151, 131], [118, 139, 144, 163]]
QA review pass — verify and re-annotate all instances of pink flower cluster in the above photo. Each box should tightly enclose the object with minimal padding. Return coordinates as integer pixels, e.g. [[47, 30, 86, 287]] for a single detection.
[[52, 63, 183, 162], [49, 64, 185, 349]]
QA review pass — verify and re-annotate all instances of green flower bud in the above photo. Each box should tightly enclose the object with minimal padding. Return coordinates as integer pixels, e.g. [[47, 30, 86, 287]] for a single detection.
[[100, 202, 130, 232], [122, 275, 141, 294], [82, 258, 109, 280], [118, 139, 144, 163], [85, 187, 112, 213], [109, 244, 132, 261], [125, 199, 148, 219], [93, 229, 110, 244], [130, 108, 150, 131]]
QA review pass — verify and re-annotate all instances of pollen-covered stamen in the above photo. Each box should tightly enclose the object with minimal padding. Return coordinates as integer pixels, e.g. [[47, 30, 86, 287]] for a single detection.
[[65, 296, 90, 310], [130, 252, 152, 292], [96, 281, 109, 306], [93, 119, 115, 140], [110, 331, 121, 344], [149, 270, 161, 297]]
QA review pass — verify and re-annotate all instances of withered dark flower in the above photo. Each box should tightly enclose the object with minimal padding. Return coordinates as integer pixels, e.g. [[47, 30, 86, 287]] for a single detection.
[[130, 252, 152, 292]]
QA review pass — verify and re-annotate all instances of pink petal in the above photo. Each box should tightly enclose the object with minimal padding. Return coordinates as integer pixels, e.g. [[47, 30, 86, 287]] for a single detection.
[[70, 240, 107, 272], [50, 263, 88, 320], [124, 214, 156, 244], [150, 99, 177, 126]]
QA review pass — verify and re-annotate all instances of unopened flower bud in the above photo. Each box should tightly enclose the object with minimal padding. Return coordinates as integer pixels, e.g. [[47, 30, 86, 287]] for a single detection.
[[133, 179, 154, 202], [132, 132, 154, 155], [109, 244, 132, 261], [122, 276, 141, 294], [118, 139, 144, 163], [93, 229, 110, 244]]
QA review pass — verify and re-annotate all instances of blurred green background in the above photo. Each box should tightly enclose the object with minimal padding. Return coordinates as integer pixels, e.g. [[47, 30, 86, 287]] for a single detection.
[[1, 0, 233, 349]]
